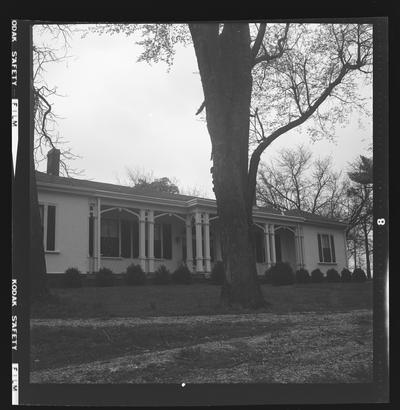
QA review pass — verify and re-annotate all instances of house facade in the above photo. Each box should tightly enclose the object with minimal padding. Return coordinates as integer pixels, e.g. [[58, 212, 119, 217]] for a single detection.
[[37, 149, 348, 278]]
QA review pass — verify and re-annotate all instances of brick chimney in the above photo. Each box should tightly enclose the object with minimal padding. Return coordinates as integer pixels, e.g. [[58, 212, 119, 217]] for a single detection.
[[47, 148, 60, 176]]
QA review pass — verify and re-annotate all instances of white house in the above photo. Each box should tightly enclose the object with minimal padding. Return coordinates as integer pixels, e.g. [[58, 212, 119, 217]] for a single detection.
[[37, 149, 348, 278]]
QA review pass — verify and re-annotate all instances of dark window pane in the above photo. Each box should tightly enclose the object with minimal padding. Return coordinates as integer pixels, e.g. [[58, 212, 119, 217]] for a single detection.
[[155, 240, 162, 258], [330, 235, 336, 263], [323, 247, 331, 262], [101, 237, 119, 257], [88, 214, 94, 257], [39, 205, 44, 228], [101, 218, 119, 257], [275, 232, 282, 262], [46, 205, 56, 251], [163, 224, 172, 259], [132, 222, 139, 258], [121, 219, 131, 258], [317, 234, 323, 262]]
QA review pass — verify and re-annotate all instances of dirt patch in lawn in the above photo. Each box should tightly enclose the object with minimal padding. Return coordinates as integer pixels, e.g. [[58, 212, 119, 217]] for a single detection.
[[30, 309, 372, 384]]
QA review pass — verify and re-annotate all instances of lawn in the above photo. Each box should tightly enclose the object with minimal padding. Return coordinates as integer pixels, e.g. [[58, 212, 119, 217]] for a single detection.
[[30, 282, 373, 384], [31, 281, 373, 318]]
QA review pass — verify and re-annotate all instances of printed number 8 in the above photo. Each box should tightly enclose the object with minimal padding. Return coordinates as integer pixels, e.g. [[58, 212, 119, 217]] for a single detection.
[[377, 218, 385, 226]]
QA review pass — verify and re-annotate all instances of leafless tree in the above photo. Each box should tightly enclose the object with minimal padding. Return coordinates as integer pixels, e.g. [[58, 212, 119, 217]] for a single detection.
[[257, 144, 349, 219], [33, 24, 82, 176]]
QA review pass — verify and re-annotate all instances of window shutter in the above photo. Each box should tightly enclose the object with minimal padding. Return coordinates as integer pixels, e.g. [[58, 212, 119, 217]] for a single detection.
[[330, 235, 336, 263], [46, 205, 56, 251], [317, 233, 323, 262], [88, 214, 94, 257]]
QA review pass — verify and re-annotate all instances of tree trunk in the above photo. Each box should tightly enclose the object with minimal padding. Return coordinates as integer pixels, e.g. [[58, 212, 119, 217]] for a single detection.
[[189, 23, 266, 308], [353, 237, 357, 269], [363, 221, 371, 280]]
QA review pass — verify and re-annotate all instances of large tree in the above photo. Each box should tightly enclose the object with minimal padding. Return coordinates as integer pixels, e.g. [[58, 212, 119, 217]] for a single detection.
[[69, 23, 373, 307], [188, 23, 371, 307]]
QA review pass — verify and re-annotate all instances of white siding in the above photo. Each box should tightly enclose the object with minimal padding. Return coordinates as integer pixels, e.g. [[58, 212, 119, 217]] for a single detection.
[[38, 191, 90, 274], [302, 224, 347, 274]]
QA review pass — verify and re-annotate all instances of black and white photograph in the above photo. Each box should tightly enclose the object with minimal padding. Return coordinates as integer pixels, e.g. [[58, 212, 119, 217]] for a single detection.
[[11, 15, 389, 406]]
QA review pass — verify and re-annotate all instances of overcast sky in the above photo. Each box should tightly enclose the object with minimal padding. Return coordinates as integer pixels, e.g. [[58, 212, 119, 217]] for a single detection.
[[29, 24, 372, 199]]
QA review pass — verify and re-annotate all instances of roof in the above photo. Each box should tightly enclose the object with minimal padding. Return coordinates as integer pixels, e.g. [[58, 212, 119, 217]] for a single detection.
[[35, 171, 197, 202], [283, 209, 346, 225], [36, 171, 346, 227]]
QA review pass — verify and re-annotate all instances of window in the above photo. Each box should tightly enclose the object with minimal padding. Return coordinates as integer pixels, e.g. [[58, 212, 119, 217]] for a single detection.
[[120, 219, 131, 258], [154, 223, 172, 259], [162, 224, 172, 259], [39, 204, 56, 251], [317, 233, 336, 263], [101, 218, 119, 257], [275, 232, 282, 262]]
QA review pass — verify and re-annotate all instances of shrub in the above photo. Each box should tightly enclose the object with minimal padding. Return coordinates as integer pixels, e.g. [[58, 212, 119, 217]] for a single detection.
[[210, 261, 225, 285], [341, 268, 352, 282], [171, 265, 192, 284], [64, 267, 82, 288], [326, 268, 340, 283], [95, 267, 114, 287], [125, 263, 146, 285], [352, 268, 367, 282], [264, 267, 273, 284], [153, 265, 170, 285], [311, 268, 324, 283], [266, 262, 295, 286], [295, 268, 310, 284]]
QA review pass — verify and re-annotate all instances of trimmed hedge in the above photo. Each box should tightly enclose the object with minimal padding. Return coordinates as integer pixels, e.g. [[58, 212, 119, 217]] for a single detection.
[[295, 268, 310, 284], [210, 261, 225, 285], [125, 263, 146, 285], [352, 268, 367, 282], [341, 268, 352, 282], [311, 268, 324, 283], [171, 265, 192, 284], [95, 267, 114, 287], [265, 262, 295, 286], [326, 268, 340, 283], [153, 265, 171, 285], [64, 267, 82, 288]]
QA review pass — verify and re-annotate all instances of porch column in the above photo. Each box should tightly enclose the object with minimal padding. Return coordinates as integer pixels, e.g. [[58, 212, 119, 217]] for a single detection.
[[270, 224, 276, 265], [195, 211, 204, 272], [147, 210, 155, 273], [295, 225, 301, 270], [203, 213, 211, 273], [139, 209, 146, 272], [96, 197, 101, 272], [264, 223, 271, 269], [185, 215, 193, 272]]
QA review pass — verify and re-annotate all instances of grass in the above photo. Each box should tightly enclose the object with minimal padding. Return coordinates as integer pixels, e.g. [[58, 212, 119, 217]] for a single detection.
[[31, 310, 372, 383], [30, 282, 373, 384], [31, 281, 373, 319]]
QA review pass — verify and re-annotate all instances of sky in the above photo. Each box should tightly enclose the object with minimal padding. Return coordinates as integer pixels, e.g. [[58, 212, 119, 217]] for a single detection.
[[28, 24, 373, 199]]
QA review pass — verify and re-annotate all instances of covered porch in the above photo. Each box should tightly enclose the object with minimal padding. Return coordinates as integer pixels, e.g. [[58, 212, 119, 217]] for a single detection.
[[88, 197, 305, 276]]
